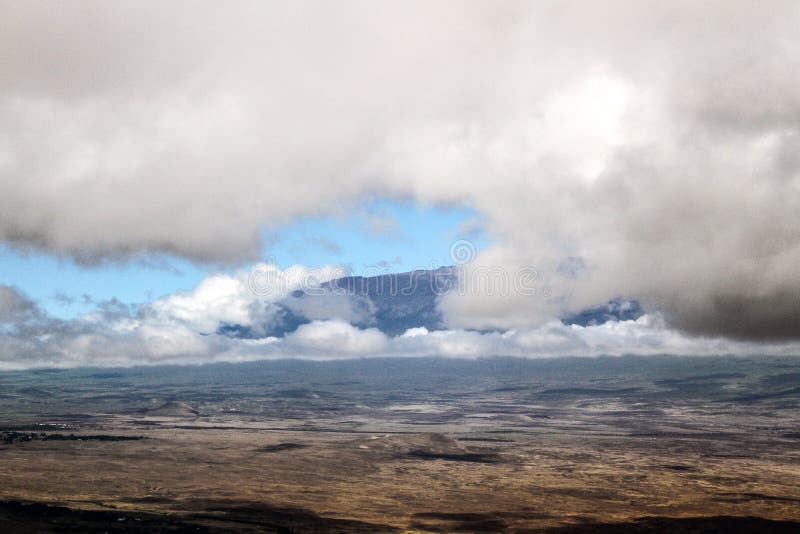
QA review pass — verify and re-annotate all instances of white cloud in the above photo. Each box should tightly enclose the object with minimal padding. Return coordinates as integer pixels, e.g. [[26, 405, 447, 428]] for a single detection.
[[5, 273, 800, 371], [148, 274, 254, 333], [287, 319, 388, 356], [2, 2, 800, 340]]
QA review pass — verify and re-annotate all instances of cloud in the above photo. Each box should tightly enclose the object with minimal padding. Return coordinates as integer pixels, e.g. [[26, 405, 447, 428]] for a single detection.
[[286, 320, 388, 356], [0, 285, 36, 319], [1, 2, 800, 339], [2, 272, 800, 371], [148, 274, 255, 333]]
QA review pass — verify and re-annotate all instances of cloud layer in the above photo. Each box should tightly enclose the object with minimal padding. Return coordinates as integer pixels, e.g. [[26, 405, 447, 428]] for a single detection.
[[2, 270, 800, 371], [2, 2, 800, 340]]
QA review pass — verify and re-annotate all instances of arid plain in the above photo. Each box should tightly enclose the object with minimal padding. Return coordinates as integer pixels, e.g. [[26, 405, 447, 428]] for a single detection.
[[1, 356, 798, 532]]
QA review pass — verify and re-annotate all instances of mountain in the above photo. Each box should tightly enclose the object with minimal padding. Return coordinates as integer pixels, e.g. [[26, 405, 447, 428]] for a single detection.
[[218, 267, 642, 339], [562, 299, 644, 326], [323, 267, 455, 336]]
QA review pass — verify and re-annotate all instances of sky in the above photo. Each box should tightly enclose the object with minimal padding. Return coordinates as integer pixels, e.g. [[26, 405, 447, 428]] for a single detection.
[[2, 1, 800, 369], [0, 199, 482, 318]]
